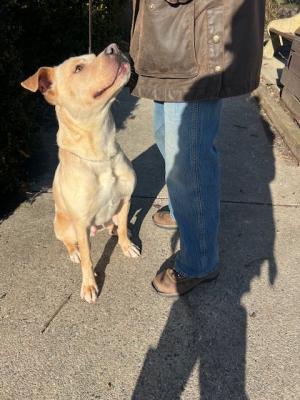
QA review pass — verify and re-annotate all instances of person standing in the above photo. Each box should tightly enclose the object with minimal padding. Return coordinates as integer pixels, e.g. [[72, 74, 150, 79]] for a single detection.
[[129, 0, 265, 296]]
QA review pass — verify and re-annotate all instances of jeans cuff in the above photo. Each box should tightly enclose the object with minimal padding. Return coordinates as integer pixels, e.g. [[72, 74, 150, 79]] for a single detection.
[[175, 258, 219, 279]]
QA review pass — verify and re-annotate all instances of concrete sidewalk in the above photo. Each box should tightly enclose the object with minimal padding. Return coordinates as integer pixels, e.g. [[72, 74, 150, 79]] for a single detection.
[[0, 90, 299, 400]]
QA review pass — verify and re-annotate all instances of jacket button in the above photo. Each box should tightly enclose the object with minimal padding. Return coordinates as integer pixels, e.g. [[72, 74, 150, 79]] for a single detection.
[[213, 34, 221, 44], [149, 3, 156, 9], [215, 65, 222, 73]]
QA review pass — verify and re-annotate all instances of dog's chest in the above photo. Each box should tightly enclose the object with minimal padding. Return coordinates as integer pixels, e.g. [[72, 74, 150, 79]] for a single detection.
[[97, 167, 119, 198], [93, 167, 123, 223]]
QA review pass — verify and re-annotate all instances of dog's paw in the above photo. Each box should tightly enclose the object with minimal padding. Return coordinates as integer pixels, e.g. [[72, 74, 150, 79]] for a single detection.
[[80, 281, 99, 304], [120, 241, 141, 258], [69, 249, 81, 264]]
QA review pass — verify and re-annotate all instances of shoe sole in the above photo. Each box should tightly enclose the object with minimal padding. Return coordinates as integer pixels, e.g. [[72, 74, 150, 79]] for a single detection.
[[152, 219, 178, 230], [151, 272, 219, 297]]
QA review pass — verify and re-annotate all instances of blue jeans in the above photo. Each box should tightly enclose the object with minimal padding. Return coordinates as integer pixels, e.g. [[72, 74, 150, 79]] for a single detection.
[[154, 100, 222, 278]]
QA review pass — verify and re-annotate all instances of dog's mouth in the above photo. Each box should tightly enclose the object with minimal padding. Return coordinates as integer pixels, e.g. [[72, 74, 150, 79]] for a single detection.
[[93, 63, 129, 99]]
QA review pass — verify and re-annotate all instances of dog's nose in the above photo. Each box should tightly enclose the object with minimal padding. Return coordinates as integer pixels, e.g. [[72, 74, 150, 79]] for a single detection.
[[105, 43, 119, 56]]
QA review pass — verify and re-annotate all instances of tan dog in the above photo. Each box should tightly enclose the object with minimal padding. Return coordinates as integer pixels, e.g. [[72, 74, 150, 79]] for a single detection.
[[21, 44, 140, 303]]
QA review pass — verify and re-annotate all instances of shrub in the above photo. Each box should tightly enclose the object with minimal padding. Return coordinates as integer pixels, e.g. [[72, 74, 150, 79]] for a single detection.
[[265, 0, 300, 24], [0, 0, 127, 198], [0, 1, 36, 195]]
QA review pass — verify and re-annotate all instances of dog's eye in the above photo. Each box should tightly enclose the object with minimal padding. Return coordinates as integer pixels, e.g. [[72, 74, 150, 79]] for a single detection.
[[74, 64, 84, 73]]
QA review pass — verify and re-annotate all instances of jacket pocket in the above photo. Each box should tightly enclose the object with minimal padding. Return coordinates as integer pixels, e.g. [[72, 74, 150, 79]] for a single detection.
[[134, 0, 198, 79]]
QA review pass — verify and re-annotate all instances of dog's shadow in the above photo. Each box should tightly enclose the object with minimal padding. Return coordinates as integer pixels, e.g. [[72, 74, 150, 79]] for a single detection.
[[94, 235, 118, 295], [129, 144, 165, 250]]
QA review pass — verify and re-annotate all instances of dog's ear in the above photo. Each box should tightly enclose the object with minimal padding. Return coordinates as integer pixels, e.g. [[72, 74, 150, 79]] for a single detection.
[[21, 67, 53, 93], [21, 67, 57, 104]]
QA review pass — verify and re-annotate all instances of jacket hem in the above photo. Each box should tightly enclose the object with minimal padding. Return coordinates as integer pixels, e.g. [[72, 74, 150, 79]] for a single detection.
[[131, 79, 261, 102]]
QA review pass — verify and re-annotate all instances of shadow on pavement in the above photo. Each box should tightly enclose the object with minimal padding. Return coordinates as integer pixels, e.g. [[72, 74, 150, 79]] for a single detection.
[[129, 144, 165, 250], [131, 2, 277, 399], [131, 99, 278, 400], [94, 235, 118, 298]]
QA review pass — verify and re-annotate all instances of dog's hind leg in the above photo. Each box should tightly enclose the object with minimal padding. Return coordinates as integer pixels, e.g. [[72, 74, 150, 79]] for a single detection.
[[54, 209, 80, 264], [115, 199, 140, 258]]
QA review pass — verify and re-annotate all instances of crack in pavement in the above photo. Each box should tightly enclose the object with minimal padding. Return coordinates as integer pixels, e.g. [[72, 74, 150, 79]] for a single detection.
[[41, 293, 72, 334]]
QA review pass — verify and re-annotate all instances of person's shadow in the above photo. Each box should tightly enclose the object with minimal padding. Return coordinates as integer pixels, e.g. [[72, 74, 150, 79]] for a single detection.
[[131, 2, 278, 399], [131, 102, 278, 400], [131, 100, 278, 396]]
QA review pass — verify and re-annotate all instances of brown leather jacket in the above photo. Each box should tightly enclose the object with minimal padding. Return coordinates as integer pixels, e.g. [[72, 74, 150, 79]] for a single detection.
[[129, 0, 265, 102]]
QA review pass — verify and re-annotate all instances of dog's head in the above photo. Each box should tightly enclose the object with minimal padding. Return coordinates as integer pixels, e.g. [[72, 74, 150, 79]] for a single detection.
[[21, 44, 130, 115]]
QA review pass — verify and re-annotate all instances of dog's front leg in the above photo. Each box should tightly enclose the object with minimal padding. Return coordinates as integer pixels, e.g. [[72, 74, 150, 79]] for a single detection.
[[75, 222, 99, 303], [116, 199, 140, 258]]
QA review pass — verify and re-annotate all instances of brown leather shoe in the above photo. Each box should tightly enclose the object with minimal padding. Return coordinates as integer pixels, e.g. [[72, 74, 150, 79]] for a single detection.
[[152, 268, 219, 297], [152, 208, 177, 230]]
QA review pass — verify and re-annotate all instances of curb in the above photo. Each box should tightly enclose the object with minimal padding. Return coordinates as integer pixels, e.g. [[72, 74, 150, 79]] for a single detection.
[[254, 81, 300, 163]]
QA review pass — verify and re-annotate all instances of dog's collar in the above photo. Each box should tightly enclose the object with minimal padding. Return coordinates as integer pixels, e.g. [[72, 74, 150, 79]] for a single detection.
[[63, 148, 117, 163]]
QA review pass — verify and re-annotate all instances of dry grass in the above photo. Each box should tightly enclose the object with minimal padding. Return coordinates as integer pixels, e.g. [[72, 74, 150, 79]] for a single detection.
[[265, 0, 300, 24], [265, 0, 281, 25]]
